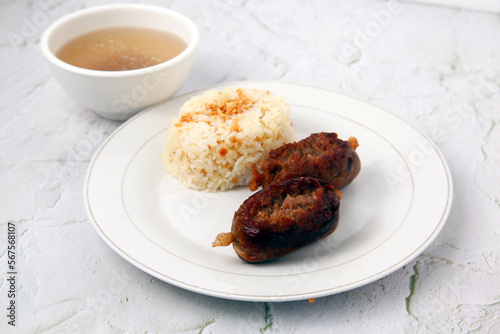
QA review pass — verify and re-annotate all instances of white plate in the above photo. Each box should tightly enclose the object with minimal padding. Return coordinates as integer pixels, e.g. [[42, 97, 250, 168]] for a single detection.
[[84, 81, 453, 302]]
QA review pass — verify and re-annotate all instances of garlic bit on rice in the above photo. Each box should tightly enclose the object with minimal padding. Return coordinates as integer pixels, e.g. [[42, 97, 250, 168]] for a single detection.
[[161, 87, 296, 192]]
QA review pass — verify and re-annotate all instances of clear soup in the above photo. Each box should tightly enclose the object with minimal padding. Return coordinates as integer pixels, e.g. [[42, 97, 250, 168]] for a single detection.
[[56, 27, 187, 71]]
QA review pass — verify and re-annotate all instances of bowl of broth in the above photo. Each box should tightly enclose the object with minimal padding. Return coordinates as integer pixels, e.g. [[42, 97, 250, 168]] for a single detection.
[[41, 4, 199, 120]]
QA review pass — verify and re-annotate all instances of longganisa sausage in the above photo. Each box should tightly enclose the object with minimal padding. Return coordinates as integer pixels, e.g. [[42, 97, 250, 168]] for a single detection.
[[249, 132, 361, 191], [212, 177, 342, 263]]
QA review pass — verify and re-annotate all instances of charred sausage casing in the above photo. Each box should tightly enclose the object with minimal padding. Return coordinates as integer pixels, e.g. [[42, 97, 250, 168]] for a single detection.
[[213, 177, 342, 263], [249, 132, 360, 191]]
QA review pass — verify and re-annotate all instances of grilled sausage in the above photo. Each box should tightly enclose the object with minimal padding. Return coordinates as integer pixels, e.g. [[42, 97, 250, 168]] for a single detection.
[[213, 177, 342, 263], [249, 132, 360, 191]]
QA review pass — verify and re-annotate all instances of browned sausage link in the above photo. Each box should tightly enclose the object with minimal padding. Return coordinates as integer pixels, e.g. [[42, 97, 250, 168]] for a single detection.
[[249, 132, 360, 191], [214, 177, 342, 263]]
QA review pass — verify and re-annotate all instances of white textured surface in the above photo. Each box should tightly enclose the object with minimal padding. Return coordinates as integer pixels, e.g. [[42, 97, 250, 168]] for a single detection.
[[401, 0, 500, 13], [0, 0, 499, 333]]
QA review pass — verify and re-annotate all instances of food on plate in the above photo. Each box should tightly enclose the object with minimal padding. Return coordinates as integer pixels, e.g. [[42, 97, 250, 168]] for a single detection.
[[249, 132, 360, 191], [212, 177, 342, 263], [161, 87, 296, 191]]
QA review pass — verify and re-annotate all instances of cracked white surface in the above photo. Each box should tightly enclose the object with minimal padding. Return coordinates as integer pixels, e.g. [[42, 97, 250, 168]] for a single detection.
[[1, 0, 500, 333]]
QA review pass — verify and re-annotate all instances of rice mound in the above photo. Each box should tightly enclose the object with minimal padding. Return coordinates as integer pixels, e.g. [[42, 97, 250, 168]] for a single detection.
[[161, 87, 296, 191]]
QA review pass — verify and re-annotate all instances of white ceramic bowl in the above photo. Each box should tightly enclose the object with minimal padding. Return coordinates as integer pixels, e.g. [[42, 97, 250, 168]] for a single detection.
[[41, 4, 199, 121]]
